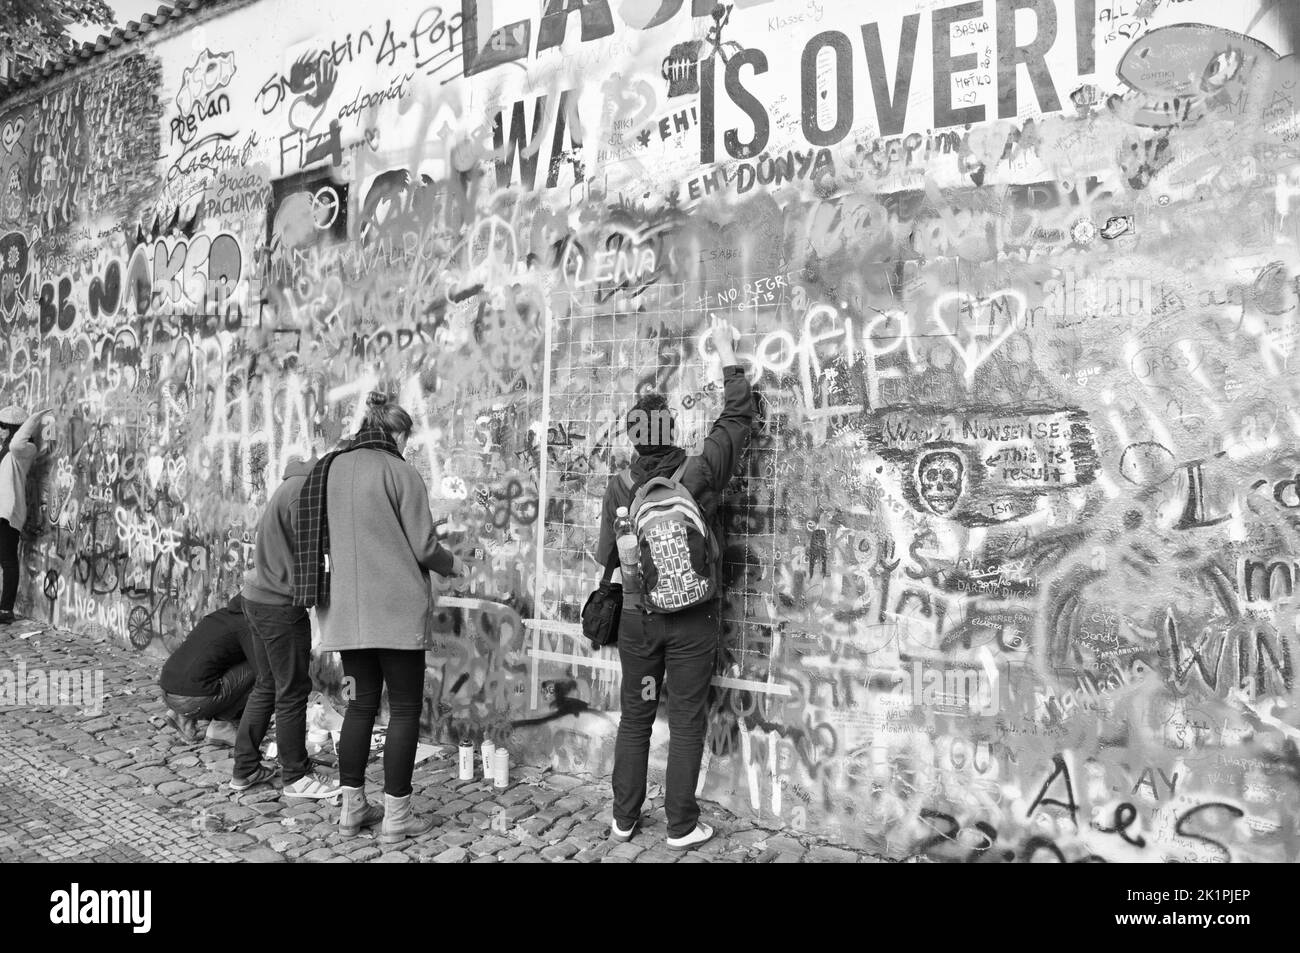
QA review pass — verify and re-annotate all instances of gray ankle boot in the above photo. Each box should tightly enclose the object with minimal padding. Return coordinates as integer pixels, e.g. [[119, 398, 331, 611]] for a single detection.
[[339, 786, 384, 837], [380, 793, 435, 844]]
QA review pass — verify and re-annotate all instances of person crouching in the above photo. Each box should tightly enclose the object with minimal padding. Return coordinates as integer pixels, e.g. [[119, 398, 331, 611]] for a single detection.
[[159, 594, 255, 747]]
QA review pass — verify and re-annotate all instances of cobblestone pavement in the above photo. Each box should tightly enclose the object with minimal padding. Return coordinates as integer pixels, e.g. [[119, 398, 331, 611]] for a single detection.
[[1, 620, 887, 863]]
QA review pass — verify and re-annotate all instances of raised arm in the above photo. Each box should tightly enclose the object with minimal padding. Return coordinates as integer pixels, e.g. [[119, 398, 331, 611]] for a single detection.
[[7, 408, 50, 460], [698, 318, 755, 492]]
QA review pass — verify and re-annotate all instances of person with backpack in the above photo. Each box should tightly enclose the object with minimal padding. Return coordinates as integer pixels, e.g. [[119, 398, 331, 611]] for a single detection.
[[308, 392, 465, 842], [599, 316, 755, 850], [0, 405, 51, 623]]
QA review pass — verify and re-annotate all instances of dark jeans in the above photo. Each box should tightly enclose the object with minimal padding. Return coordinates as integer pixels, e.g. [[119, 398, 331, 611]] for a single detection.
[[613, 599, 718, 837], [0, 518, 19, 612], [234, 601, 312, 784], [337, 649, 425, 797], [162, 661, 255, 722]]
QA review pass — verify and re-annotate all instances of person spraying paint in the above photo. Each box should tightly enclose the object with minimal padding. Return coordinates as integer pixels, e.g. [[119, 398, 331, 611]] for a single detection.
[[598, 316, 755, 851], [0, 405, 52, 623], [310, 392, 467, 842]]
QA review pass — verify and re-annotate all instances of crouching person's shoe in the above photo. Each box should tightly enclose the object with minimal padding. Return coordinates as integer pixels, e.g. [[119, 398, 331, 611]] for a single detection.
[[380, 793, 435, 844], [166, 709, 200, 744], [204, 720, 238, 747], [339, 786, 384, 837]]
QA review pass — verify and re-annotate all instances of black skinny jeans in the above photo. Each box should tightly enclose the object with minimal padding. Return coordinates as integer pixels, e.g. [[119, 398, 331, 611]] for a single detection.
[[0, 518, 20, 612], [337, 649, 426, 797], [233, 601, 313, 785], [613, 599, 719, 838]]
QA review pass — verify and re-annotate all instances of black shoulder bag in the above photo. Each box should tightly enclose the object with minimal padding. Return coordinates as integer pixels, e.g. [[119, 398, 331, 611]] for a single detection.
[[582, 470, 637, 649], [581, 543, 622, 649]]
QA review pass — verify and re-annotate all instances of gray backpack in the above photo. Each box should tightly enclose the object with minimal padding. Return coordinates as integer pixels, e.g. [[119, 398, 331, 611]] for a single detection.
[[629, 459, 718, 613]]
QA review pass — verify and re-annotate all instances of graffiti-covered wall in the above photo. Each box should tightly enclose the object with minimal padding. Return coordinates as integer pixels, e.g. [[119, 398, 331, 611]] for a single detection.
[[2, 0, 1299, 860]]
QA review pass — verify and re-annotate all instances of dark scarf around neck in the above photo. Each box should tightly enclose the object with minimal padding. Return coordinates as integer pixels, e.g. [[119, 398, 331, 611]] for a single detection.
[[291, 426, 405, 607], [348, 425, 404, 458], [630, 443, 686, 486]]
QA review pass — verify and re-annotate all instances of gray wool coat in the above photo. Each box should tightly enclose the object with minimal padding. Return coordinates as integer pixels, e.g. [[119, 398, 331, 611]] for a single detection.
[[315, 448, 456, 652]]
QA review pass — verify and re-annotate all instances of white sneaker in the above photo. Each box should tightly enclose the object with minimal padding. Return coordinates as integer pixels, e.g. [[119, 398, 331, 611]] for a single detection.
[[610, 818, 639, 843], [204, 720, 238, 747], [666, 822, 715, 851], [282, 770, 340, 800]]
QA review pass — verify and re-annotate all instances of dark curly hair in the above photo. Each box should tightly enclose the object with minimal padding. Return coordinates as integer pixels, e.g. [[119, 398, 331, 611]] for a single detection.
[[625, 391, 675, 452]]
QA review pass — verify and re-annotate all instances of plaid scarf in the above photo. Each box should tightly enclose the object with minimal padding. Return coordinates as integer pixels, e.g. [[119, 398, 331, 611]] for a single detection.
[[291, 426, 405, 608]]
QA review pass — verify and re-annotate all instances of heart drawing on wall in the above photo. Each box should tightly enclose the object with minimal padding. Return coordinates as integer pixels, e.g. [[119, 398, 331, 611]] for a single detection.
[[929, 289, 1027, 388], [0, 118, 26, 155]]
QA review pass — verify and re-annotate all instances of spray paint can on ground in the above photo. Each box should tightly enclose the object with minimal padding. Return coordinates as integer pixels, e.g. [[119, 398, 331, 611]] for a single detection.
[[458, 740, 474, 781], [481, 739, 496, 782], [493, 746, 509, 788]]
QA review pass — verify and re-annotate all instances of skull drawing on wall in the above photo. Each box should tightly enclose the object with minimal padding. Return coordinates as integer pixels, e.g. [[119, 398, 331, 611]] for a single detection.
[[916, 449, 964, 515]]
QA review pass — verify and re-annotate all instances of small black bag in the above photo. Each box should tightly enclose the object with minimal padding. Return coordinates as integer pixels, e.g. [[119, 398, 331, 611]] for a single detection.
[[581, 548, 622, 649]]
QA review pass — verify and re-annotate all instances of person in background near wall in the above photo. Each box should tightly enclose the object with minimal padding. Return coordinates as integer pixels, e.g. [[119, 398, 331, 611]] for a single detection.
[[599, 317, 754, 850], [312, 392, 465, 842], [0, 404, 51, 623], [232, 454, 340, 800], [159, 594, 255, 747]]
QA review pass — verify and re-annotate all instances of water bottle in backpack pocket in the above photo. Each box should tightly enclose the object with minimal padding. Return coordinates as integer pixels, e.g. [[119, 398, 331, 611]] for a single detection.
[[614, 506, 640, 591], [629, 459, 718, 612]]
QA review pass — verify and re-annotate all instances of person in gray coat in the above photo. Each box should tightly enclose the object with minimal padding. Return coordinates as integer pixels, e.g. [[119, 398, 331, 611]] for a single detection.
[[315, 392, 465, 841]]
